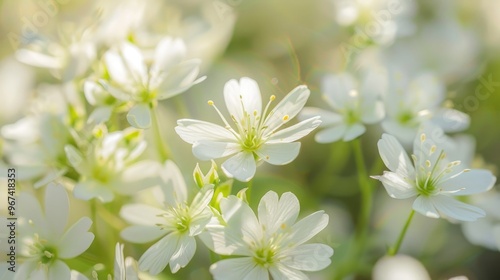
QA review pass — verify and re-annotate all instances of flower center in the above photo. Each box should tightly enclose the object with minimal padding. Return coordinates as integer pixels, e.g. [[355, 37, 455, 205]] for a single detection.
[[398, 111, 414, 125], [253, 246, 276, 268], [29, 234, 58, 265], [207, 95, 279, 153], [412, 133, 464, 197], [157, 204, 191, 234]]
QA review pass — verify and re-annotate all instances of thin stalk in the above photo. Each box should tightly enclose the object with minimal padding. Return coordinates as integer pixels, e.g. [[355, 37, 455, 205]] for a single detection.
[[353, 138, 372, 247], [388, 210, 415, 256], [151, 105, 171, 161]]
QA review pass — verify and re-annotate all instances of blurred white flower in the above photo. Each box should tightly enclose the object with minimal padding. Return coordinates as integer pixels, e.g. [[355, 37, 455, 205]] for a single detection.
[[15, 31, 95, 81], [332, 0, 416, 44], [300, 72, 384, 143], [120, 160, 214, 274], [113, 243, 140, 280], [1, 113, 72, 187], [461, 190, 500, 251], [372, 124, 496, 221], [98, 37, 205, 128], [16, 183, 94, 280], [381, 72, 469, 145], [0, 57, 34, 125], [202, 191, 333, 279], [176, 77, 321, 182], [372, 254, 430, 280], [65, 128, 161, 202]]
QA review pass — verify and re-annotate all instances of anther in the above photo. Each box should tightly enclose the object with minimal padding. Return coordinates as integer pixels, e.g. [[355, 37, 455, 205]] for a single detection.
[[207, 100, 214, 106], [420, 133, 426, 142]]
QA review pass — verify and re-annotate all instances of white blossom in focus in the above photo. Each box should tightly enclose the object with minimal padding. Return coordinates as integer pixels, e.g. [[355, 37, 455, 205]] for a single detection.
[[98, 37, 205, 128], [175, 77, 321, 182], [202, 191, 333, 280], [16, 183, 94, 280], [372, 124, 496, 221], [300, 72, 384, 143], [120, 160, 214, 274]]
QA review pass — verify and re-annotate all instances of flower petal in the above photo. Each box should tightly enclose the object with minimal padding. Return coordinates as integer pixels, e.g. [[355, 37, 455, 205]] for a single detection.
[[160, 160, 189, 206], [267, 117, 321, 143], [431, 195, 485, 222], [431, 108, 470, 133], [58, 217, 94, 258], [412, 196, 439, 219], [220, 196, 262, 246], [314, 124, 347, 143], [73, 181, 114, 202], [158, 59, 204, 99], [88, 106, 113, 124], [258, 191, 300, 234], [374, 171, 417, 199], [269, 264, 308, 280], [255, 142, 301, 165], [321, 73, 356, 110], [439, 169, 496, 196], [175, 119, 236, 144], [210, 257, 258, 280], [127, 103, 152, 129], [121, 225, 166, 243], [289, 211, 329, 246], [343, 123, 366, 141], [224, 78, 262, 122], [120, 204, 165, 226], [299, 107, 343, 127], [45, 183, 69, 239], [381, 119, 417, 146], [221, 152, 257, 182], [281, 243, 333, 271], [152, 37, 186, 74], [49, 260, 71, 280], [18, 192, 47, 236], [263, 85, 310, 135], [139, 233, 179, 275], [169, 235, 196, 273], [377, 133, 415, 177], [193, 141, 241, 161], [119, 161, 163, 194]]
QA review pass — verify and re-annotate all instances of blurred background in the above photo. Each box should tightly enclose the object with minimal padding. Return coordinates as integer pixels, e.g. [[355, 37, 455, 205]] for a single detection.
[[1, 0, 500, 279]]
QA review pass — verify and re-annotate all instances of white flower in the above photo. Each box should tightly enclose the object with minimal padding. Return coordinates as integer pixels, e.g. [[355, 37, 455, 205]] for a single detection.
[[113, 243, 140, 280], [461, 190, 500, 251], [201, 191, 333, 280], [175, 77, 321, 182], [1, 113, 72, 188], [372, 255, 430, 280], [65, 128, 161, 202], [120, 160, 214, 274], [16, 183, 94, 280], [381, 72, 470, 145], [99, 37, 205, 128], [15, 31, 95, 81], [372, 124, 496, 221], [300, 72, 384, 143]]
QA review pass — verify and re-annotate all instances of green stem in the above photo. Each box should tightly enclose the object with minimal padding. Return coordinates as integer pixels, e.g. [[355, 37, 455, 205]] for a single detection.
[[388, 210, 415, 256], [151, 105, 171, 161], [352, 138, 372, 245]]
